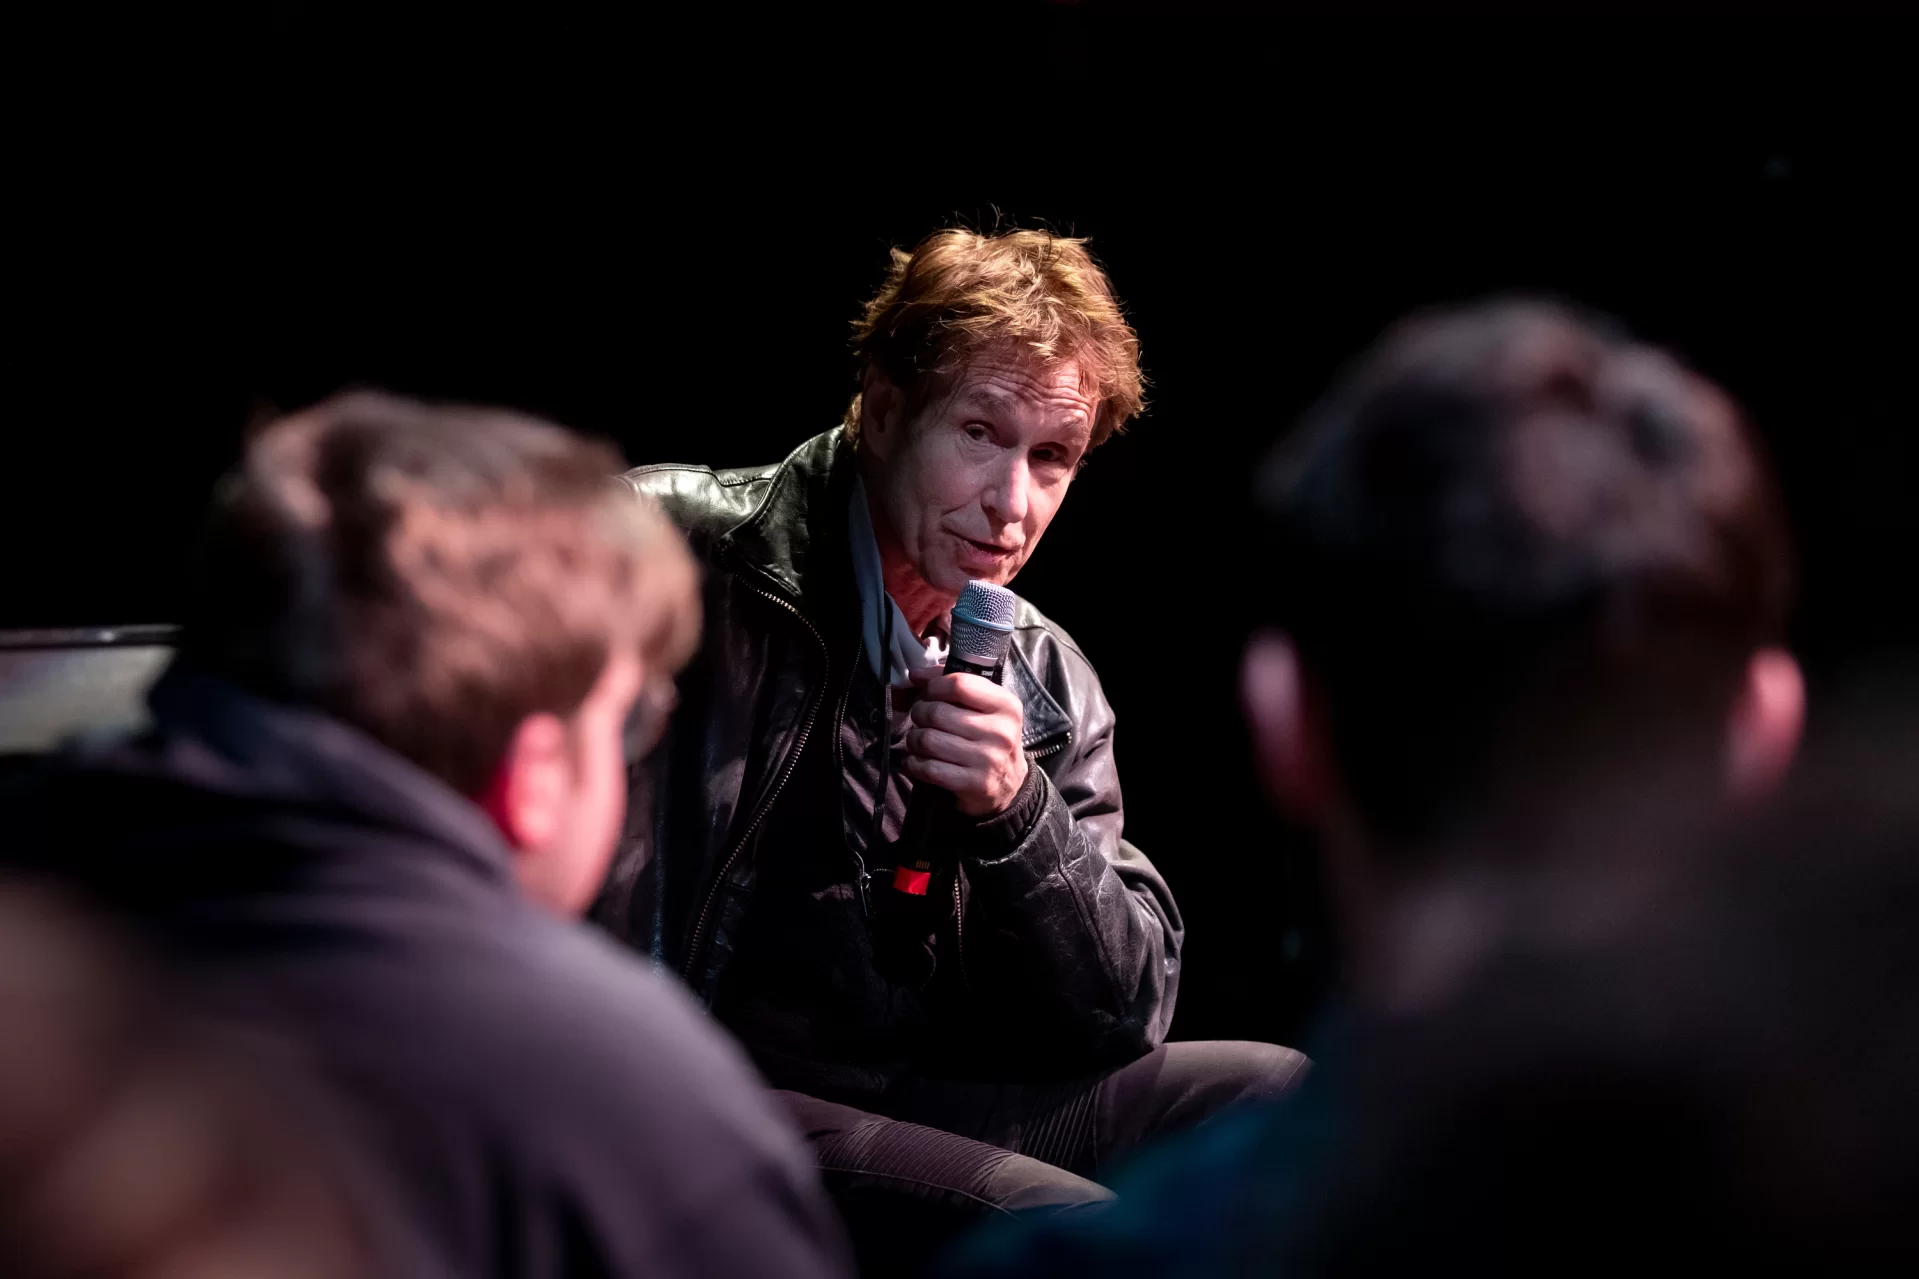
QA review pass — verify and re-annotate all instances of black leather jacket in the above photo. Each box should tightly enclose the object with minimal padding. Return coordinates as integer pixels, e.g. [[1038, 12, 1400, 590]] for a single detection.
[[595, 430, 1182, 1080]]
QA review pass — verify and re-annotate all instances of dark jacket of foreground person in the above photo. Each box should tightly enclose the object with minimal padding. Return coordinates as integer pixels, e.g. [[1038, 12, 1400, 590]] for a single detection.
[[946, 730, 1919, 1277], [6, 664, 850, 1279], [595, 428, 1182, 1099]]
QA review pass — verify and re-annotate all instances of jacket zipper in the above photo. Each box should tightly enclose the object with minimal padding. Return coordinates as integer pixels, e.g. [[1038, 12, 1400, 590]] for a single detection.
[[952, 874, 969, 990], [682, 582, 828, 984], [833, 637, 874, 915]]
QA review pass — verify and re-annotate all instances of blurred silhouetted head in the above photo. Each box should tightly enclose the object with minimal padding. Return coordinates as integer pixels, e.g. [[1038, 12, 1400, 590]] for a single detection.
[[182, 391, 700, 913], [1247, 300, 1798, 870]]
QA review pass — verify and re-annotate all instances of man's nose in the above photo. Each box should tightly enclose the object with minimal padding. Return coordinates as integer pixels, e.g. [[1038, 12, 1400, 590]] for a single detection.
[[983, 457, 1030, 526]]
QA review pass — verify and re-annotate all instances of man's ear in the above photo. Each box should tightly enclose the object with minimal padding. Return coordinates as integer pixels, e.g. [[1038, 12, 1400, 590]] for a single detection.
[[859, 366, 907, 461], [478, 712, 571, 853], [1726, 646, 1804, 806], [1242, 632, 1335, 821]]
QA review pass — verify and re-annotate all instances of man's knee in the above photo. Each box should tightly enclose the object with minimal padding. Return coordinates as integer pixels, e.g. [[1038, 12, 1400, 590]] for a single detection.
[[1102, 1040, 1310, 1156], [1162, 1039, 1311, 1109], [981, 1152, 1115, 1215], [778, 1090, 1109, 1214], [777, 1089, 1109, 1275]]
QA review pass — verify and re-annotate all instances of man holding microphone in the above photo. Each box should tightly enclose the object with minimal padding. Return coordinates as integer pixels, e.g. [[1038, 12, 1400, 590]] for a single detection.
[[600, 226, 1304, 1269]]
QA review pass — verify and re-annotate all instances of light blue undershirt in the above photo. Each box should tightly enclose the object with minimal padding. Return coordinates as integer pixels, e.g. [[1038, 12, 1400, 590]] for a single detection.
[[848, 477, 948, 688]]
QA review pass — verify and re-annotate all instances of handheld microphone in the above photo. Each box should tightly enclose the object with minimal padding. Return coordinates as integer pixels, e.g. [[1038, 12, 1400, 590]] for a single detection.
[[942, 578, 1020, 677], [891, 580, 1018, 896]]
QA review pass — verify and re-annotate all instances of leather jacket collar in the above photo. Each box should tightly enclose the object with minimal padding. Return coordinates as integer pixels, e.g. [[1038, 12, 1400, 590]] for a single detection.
[[715, 430, 846, 616]]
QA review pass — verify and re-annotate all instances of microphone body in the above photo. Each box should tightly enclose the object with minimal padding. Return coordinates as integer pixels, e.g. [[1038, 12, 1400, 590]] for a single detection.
[[889, 580, 1018, 896]]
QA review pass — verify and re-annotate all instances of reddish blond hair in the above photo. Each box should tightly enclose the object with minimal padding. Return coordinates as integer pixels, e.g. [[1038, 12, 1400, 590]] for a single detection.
[[843, 227, 1145, 449]]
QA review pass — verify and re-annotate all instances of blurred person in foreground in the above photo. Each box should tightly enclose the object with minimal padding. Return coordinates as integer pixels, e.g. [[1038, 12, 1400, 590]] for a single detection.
[[947, 299, 1808, 1276], [3, 393, 850, 1278], [1256, 686, 1919, 1272], [1, 882, 366, 1278], [599, 227, 1305, 1270]]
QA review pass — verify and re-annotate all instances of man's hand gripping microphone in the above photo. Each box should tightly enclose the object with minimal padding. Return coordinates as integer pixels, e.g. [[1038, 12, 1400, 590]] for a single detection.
[[890, 579, 1019, 896]]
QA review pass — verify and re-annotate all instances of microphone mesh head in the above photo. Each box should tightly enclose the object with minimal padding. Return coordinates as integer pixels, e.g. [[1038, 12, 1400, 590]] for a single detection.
[[949, 580, 1018, 669]]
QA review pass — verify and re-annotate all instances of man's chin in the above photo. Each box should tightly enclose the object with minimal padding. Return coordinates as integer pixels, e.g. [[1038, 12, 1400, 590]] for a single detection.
[[940, 563, 1015, 591], [920, 559, 972, 593]]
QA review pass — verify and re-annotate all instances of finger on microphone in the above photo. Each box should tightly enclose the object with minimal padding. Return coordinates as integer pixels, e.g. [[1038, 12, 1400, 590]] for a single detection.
[[909, 727, 981, 766], [924, 672, 1011, 711], [901, 754, 952, 787], [910, 698, 1000, 740]]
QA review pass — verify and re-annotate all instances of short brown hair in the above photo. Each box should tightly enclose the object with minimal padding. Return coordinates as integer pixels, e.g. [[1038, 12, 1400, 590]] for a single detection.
[[1260, 299, 1793, 851], [843, 227, 1145, 449], [186, 391, 699, 796]]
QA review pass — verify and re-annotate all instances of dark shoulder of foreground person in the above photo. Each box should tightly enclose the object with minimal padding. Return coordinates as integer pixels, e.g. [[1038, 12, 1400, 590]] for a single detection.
[[416, 911, 852, 1278]]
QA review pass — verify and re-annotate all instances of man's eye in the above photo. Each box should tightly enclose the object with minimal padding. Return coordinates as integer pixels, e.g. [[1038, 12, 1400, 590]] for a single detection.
[[962, 422, 991, 441]]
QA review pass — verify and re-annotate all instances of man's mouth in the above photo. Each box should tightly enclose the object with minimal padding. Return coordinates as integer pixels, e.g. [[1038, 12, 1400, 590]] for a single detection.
[[957, 535, 1018, 559]]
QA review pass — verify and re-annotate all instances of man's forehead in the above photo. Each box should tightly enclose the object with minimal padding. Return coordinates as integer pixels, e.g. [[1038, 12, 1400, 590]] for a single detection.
[[949, 353, 1097, 422]]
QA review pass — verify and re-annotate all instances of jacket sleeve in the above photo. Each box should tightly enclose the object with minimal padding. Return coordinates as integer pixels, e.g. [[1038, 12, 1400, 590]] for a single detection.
[[945, 671, 1183, 1068]]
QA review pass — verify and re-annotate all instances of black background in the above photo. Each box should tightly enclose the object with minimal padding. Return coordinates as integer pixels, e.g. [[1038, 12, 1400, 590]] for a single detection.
[[8, 3, 1911, 1044]]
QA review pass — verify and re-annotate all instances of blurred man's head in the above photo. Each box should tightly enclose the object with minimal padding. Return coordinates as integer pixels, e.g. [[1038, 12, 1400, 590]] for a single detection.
[[1244, 301, 1799, 889], [847, 228, 1143, 607], [185, 391, 698, 915]]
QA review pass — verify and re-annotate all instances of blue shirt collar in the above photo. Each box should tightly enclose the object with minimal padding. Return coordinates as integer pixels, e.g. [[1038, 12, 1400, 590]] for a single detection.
[[848, 476, 948, 686]]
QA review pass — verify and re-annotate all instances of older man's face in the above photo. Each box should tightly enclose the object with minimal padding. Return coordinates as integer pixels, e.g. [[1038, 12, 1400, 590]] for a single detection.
[[869, 348, 1096, 597]]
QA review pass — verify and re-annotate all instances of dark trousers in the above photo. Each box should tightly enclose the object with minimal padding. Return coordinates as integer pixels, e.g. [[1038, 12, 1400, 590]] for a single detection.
[[777, 1040, 1308, 1277]]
